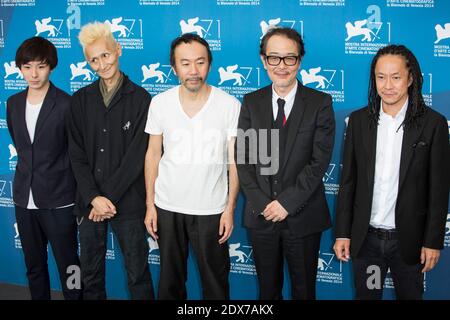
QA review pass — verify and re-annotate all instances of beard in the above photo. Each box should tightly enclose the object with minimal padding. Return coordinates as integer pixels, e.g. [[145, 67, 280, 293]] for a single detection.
[[182, 76, 204, 92]]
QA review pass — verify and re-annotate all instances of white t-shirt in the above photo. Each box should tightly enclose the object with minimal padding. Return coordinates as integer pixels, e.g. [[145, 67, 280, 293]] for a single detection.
[[145, 85, 241, 215], [25, 100, 43, 209]]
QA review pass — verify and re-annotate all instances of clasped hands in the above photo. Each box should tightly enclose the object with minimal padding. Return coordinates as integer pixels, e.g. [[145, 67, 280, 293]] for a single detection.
[[89, 196, 117, 222], [261, 200, 288, 222]]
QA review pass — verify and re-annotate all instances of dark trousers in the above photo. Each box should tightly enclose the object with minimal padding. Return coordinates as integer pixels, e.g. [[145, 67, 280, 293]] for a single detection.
[[78, 215, 154, 300], [15, 205, 82, 300], [352, 228, 424, 300], [156, 207, 230, 300], [249, 227, 321, 300]]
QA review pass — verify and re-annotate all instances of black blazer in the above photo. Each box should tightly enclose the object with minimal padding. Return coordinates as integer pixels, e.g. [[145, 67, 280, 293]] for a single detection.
[[335, 105, 450, 264], [6, 83, 76, 208], [67, 75, 151, 219], [237, 81, 336, 237]]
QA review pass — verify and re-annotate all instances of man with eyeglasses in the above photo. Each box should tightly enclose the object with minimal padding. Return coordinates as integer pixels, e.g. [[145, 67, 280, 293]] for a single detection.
[[236, 27, 335, 300]]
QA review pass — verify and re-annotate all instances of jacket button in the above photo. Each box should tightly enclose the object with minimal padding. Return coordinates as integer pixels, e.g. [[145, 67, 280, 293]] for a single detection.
[[100, 148, 104, 152]]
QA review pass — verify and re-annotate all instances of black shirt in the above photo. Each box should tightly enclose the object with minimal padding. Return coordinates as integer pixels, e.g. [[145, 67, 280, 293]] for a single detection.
[[67, 74, 151, 219]]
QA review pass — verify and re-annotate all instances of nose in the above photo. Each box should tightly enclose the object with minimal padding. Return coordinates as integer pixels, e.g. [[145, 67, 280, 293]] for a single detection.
[[279, 59, 288, 67], [385, 77, 393, 89], [98, 58, 106, 70], [190, 63, 199, 75], [31, 67, 38, 78]]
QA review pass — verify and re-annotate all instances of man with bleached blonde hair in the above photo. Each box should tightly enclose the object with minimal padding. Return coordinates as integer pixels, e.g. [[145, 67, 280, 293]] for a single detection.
[[67, 22, 154, 299]]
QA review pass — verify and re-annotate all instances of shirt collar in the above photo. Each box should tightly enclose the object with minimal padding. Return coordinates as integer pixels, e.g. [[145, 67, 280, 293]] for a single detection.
[[380, 97, 409, 122], [272, 81, 298, 105]]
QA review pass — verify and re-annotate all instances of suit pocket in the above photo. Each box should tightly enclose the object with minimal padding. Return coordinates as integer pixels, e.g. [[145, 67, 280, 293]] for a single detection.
[[298, 125, 315, 133]]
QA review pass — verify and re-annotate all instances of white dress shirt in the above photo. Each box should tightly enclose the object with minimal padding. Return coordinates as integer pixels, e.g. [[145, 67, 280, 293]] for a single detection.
[[271, 81, 298, 121], [370, 99, 409, 229]]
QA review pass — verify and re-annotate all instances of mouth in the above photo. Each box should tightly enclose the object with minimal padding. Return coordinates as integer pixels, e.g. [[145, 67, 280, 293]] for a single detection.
[[274, 71, 290, 77], [187, 77, 202, 82], [98, 67, 111, 75], [186, 78, 203, 85]]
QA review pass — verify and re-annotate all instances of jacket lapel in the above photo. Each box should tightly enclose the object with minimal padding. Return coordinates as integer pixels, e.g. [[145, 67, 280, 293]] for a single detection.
[[105, 74, 135, 111], [281, 81, 307, 170], [257, 85, 274, 130], [364, 114, 378, 194], [16, 89, 32, 146], [34, 83, 56, 141], [398, 117, 425, 192]]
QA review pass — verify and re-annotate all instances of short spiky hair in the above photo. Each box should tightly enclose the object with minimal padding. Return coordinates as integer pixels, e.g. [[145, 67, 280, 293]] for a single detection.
[[78, 22, 116, 56]]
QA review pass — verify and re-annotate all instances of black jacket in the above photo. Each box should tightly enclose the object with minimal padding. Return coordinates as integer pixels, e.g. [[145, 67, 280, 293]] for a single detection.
[[6, 83, 76, 208], [67, 74, 151, 219], [237, 81, 336, 237], [335, 105, 450, 264]]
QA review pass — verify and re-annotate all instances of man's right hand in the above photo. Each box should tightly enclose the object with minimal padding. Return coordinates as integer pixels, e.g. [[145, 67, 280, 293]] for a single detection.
[[88, 207, 115, 222], [333, 239, 351, 262], [91, 196, 117, 216], [144, 204, 158, 240]]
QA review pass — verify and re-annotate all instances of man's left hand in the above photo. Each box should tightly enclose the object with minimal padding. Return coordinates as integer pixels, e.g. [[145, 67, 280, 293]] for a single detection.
[[218, 208, 234, 244], [421, 247, 440, 273], [263, 200, 288, 222]]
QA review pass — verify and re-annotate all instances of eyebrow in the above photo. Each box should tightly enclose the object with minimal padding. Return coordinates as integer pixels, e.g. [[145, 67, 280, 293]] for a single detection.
[[376, 71, 401, 75], [23, 61, 47, 65], [266, 52, 298, 56], [180, 57, 206, 62], [88, 51, 110, 60]]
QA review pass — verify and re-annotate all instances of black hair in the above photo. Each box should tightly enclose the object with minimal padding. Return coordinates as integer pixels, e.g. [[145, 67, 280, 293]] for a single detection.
[[368, 44, 426, 130], [169, 33, 212, 68], [259, 27, 305, 59], [15, 36, 58, 70]]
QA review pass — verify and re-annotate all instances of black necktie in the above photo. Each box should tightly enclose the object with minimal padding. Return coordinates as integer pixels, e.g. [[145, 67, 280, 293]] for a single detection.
[[275, 98, 286, 129]]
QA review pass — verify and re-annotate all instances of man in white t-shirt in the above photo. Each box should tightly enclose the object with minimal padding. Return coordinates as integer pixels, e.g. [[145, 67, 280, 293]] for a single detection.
[[144, 33, 240, 300]]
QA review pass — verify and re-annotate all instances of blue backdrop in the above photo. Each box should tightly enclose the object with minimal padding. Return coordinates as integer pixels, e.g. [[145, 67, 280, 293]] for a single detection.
[[0, 0, 449, 299]]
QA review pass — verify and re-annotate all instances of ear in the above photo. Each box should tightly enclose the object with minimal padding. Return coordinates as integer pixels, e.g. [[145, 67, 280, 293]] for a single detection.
[[408, 73, 413, 87], [117, 43, 122, 57], [172, 65, 177, 76], [260, 55, 267, 70]]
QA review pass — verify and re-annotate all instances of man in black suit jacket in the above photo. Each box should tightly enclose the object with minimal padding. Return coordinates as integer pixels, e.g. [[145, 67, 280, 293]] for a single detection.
[[236, 28, 335, 300], [334, 45, 449, 300], [6, 37, 81, 300]]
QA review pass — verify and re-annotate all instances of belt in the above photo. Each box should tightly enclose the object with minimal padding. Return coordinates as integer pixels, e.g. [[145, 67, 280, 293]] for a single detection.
[[368, 226, 397, 240]]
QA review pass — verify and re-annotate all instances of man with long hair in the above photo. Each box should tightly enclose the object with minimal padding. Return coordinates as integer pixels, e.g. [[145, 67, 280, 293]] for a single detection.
[[334, 44, 449, 299]]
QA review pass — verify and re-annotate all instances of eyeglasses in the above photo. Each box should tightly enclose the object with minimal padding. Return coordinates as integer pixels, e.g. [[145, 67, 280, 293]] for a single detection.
[[264, 55, 299, 66]]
